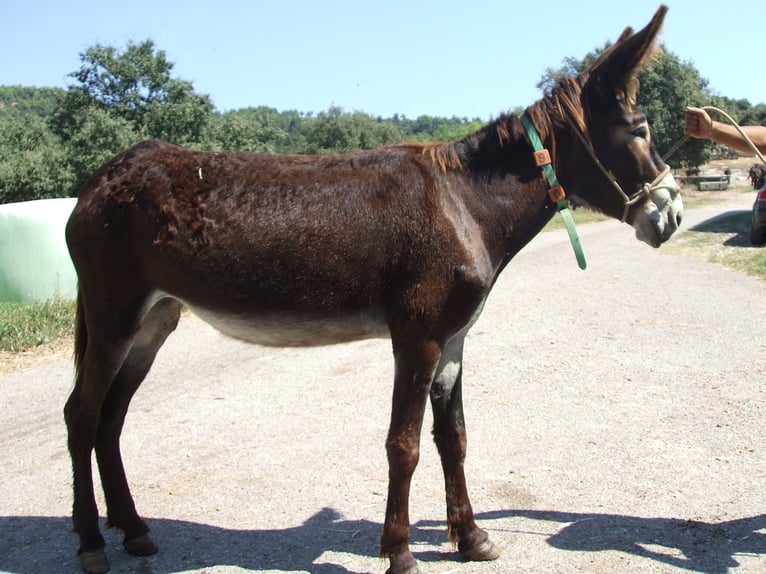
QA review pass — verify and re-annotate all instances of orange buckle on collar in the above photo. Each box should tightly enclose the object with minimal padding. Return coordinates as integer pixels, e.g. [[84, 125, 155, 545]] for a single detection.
[[534, 149, 552, 167], [548, 185, 566, 202]]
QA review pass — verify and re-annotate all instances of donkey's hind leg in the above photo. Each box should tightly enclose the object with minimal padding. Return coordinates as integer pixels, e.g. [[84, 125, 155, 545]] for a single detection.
[[65, 298, 146, 574], [65, 295, 182, 574], [430, 335, 500, 563], [95, 298, 182, 556]]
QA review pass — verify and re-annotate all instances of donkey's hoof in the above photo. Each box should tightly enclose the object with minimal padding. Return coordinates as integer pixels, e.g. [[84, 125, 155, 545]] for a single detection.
[[124, 533, 159, 556], [459, 538, 501, 562], [79, 548, 110, 574], [385, 552, 421, 574]]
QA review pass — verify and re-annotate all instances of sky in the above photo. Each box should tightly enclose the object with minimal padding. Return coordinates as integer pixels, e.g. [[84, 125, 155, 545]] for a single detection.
[[2, 1, 761, 121]]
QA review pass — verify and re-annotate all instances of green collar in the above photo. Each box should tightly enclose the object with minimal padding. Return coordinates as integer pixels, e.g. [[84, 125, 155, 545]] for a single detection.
[[520, 111, 587, 270]]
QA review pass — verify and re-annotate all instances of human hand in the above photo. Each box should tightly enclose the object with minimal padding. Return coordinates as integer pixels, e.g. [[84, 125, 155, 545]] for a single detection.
[[684, 107, 713, 139]]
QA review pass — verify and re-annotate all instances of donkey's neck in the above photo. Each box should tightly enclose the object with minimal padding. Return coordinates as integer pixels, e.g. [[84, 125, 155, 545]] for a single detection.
[[450, 114, 561, 271]]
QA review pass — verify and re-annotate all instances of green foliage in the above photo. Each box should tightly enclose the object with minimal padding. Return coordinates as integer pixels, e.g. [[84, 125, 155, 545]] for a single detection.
[[663, 209, 766, 281], [536, 43, 728, 168], [65, 40, 210, 131], [536, 47, 605, 95], [143, 80, 213, 145], [0, 114, 74, 203], [0, 296, 76, 352], [63, 107, 141, 186], [300, 106, 404, 154], [201, 108, 288, 153], [636, 49, 710, 167], [388, 114, 484, 142], [47, 39, 214, 188], [737, 101, 766, 126], [2, 35, 766, 203], [0, 86, 63, 118]]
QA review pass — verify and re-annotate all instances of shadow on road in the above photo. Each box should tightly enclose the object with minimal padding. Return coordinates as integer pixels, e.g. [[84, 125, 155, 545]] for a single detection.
[[688, 209, 757, 249], [486, 509, 766, 574], [689, 209, 750, 231], [2, 507, 765, 573]]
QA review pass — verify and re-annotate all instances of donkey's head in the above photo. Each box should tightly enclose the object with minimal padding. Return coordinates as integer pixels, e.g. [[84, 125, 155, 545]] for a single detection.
[[540, 5, 683, 248]]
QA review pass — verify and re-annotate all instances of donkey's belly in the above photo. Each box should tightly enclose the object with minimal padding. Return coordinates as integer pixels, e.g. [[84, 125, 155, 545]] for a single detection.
[[187, 306, 389, 347]]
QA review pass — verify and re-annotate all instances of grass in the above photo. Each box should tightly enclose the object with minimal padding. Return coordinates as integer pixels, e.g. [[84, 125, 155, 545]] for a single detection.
[[0, 296, 76, 352], [663, 210, 766, 280]]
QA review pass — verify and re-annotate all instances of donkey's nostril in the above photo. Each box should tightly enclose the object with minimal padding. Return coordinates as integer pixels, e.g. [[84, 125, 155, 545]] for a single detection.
[[675, 211, 683, 228]]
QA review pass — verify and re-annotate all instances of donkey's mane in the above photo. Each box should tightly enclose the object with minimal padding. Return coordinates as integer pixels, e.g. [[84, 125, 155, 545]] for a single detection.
[[406, 36, 661, 176], [402, 74, 589, 174]]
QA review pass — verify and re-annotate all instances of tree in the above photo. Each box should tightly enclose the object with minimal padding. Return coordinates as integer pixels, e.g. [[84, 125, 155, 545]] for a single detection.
[[536, 48, 604, 95], [143, 79, 214, 145], [201, 109, 287, 152], [736, 101, 766, 126], [50, 40, 213, 144], [537, 44, 713, 168], [635, 49, 710, 167], [0, 114, 74, 203], [63, 107, 141, 187], [300, 107, 403, 154], [426, 117, 484, 142], [0, 86, 63, 118], [271, 108, 313, 153], [48, 39, 214, 188]]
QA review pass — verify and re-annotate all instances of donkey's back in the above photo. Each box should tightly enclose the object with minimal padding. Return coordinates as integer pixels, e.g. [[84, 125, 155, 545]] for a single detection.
[[67, 139, 490, 348]]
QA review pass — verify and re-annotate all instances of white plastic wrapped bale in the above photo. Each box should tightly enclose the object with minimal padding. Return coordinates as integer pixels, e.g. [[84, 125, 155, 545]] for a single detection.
[[0, 198, 78, 302]]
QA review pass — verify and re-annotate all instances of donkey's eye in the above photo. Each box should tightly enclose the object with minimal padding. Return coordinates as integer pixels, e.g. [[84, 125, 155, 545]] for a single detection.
[[632, 125, 649, 139]]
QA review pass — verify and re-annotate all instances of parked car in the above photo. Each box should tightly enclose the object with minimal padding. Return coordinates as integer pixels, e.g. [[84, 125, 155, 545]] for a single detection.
[[751, 185, 766, 246]]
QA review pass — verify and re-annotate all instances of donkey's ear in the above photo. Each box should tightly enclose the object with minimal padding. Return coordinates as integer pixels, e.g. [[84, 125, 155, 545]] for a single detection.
[[615, 26, 635, 44], [585, 5, 667, 103]]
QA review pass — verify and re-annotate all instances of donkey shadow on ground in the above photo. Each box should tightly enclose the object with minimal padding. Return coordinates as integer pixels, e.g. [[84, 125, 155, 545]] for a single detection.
[[493, 509, 766, 574], [1, 508, 765, 573]]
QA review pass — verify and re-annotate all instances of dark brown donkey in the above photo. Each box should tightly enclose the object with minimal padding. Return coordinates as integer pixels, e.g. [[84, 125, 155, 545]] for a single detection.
[[65, 6, 682, 573]]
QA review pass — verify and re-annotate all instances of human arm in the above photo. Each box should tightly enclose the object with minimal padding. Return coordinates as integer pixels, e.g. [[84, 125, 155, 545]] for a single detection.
[[684, 106, 766, 154]]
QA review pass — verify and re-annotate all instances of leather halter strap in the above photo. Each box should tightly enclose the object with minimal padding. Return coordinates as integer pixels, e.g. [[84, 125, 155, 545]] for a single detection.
[[520, 111, 587, 270]]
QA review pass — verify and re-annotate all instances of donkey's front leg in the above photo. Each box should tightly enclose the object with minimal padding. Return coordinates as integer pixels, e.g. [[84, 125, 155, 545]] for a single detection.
[[430, 336, 501, 563], [380, 338, 441, 574]]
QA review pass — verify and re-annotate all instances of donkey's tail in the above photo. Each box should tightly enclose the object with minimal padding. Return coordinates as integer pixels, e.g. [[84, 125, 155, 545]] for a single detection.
[[73, 289, 87, 376]]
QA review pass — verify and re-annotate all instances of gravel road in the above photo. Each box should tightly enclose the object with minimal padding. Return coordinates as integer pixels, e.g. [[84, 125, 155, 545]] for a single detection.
[[1, 192, 765, 574]]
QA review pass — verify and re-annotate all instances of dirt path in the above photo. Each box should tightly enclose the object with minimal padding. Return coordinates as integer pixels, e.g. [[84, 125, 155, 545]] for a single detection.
[[1, 193, 765, 574]]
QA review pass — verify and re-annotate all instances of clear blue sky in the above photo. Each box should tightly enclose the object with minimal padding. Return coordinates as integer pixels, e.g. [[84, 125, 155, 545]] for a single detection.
[[2, 1, 761, 120]]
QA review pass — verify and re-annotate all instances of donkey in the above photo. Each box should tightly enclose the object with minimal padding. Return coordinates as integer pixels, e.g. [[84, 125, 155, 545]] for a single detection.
[[64, 5, 681, 573]]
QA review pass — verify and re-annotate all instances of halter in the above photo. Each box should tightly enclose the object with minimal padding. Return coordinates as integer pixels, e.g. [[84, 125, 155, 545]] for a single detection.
[[521, 110, 677, 270], [563, 114, 672, 223]]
